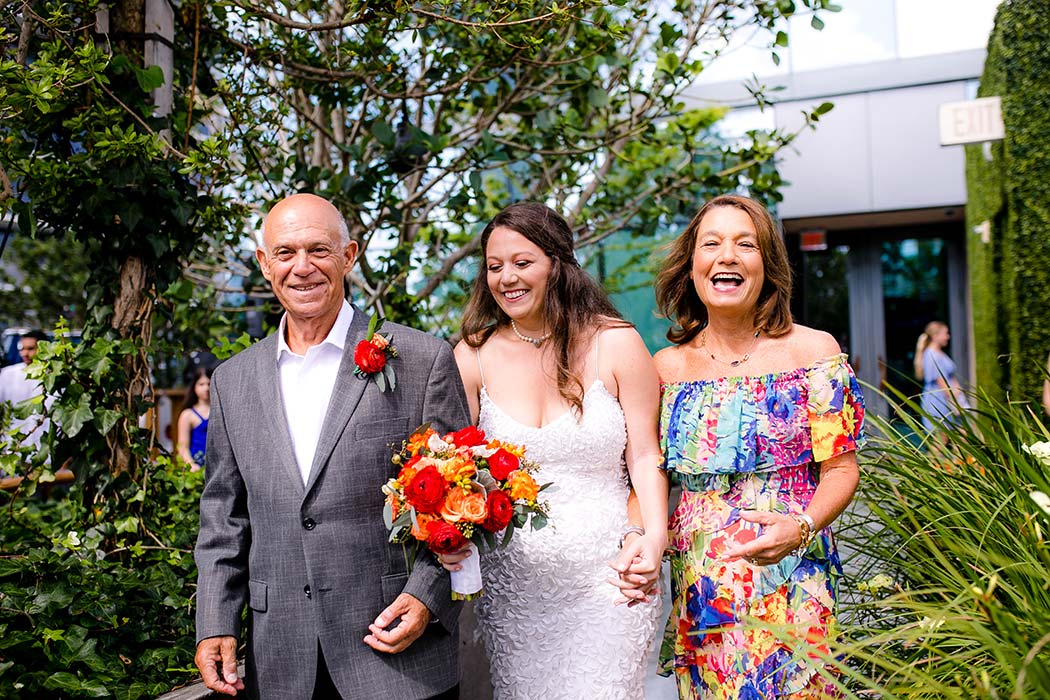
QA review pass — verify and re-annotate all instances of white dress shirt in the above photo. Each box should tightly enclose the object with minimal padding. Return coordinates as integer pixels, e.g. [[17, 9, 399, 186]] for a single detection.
[[277, 300, 354, 485], [0, 362, 48, 458]]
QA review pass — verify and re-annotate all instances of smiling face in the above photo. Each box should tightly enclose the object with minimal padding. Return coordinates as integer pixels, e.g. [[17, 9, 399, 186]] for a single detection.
[[691, 205, 765, 317], [256, 194, 358, 325], [485, 226, 552, 330]]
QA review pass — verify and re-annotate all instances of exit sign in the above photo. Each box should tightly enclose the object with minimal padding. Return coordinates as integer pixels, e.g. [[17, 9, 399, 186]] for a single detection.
[[939, 96, 1004, 146]]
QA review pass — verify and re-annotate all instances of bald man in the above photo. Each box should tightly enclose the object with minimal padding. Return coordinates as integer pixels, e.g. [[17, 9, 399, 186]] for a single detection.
[[194, 194, 470, 700]]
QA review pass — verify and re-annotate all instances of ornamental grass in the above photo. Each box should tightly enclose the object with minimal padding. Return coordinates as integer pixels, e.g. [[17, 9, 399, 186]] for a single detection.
[[828, 387, 1050, 698]]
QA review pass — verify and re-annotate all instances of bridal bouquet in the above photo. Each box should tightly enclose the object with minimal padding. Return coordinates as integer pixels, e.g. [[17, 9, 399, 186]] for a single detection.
[[382, 424, 549, 599]]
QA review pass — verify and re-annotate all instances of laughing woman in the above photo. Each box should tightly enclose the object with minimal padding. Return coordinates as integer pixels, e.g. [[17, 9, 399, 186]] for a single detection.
[[653, 194, 864, 699]]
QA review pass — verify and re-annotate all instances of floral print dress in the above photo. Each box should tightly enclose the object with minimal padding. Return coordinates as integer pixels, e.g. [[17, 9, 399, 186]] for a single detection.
[[658, 354, 865, 700]]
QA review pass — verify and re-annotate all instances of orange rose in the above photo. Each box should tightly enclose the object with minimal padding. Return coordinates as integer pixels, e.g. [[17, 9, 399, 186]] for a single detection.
[[507, 470, 539, 502], [459, 490, 488, 523], [411, 512, 437, 541], [440, 488, 469, 523], [440, 485, 487, 523]]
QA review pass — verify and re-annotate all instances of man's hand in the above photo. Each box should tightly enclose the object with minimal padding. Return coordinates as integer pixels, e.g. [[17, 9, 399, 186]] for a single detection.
[[364, 593, 431, 654], [195, 635, 244, 696]]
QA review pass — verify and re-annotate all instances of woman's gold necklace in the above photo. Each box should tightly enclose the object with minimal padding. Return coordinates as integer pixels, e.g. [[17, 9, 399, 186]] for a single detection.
[[700, 328, 761, 367], [510, 319, 551, 348]]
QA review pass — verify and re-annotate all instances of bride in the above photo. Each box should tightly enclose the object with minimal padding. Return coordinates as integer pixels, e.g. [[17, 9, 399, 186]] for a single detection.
[[442, 202, 668, 699]]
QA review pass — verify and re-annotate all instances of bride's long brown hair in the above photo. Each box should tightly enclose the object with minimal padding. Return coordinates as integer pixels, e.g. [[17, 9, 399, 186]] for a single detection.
[[460, 202, 629, 416]]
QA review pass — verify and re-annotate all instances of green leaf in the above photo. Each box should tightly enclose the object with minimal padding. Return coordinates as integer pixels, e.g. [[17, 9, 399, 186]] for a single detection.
[[383, 363, 396, 391], [75, 341, 114, 382], [383, 500, 393, 530], [367, 313, 380, 338], [52, 392, 94, 437], [375, 370, 387, 393], [43, 671, 109, 697], [95, 407, 120, 434], [16, 202, 37, 237], [656, 52, 680, 75], [775, 30, 789, 47], [530, 512, 548, 530], [135, 64, 165, 92], [814, 101, 835, 115], [371, 120, 395, 148], [587, 87, 609, 109], [811, 15, 825, 31]]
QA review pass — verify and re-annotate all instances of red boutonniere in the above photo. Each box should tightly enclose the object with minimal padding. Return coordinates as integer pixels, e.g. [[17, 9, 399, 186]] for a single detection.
[[353, 314, 398, 392]]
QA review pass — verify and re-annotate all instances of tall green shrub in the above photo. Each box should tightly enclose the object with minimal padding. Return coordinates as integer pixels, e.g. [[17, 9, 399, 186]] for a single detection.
[[966, 1, 1050, 405]]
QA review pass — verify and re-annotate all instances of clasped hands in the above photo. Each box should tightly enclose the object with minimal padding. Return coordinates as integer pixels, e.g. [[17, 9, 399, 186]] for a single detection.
[[608, 531, 664, 606]]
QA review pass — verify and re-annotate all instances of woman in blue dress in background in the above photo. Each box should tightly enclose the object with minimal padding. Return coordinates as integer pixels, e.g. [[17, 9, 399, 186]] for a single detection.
[[176, 367, 211, 471], [914, 321, 967, 442]]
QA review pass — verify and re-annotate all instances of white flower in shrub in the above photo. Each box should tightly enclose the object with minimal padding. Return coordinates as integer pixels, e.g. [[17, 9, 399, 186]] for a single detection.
[[857, 573, 895, 593], [1030, 490, 1050, 516], [917, 616, 945, 632], [1022, 441, 1050, 467]]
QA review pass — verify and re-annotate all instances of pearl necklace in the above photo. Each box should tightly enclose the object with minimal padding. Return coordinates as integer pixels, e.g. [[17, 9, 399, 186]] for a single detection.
[[700, 328, 761, 367], [510, 320, 551, 348]]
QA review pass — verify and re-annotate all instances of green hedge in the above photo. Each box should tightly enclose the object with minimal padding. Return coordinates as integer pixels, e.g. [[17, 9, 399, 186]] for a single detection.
[[966, 1, 1050, 404]]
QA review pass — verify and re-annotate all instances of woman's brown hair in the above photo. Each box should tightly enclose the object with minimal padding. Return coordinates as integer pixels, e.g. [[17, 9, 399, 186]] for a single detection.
[[654, 194, 793, 345], [460, 202, 628, 416]]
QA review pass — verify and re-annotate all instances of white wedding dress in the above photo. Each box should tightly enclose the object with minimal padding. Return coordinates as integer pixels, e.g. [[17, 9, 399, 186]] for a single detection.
[[473, 343, 659, 700]]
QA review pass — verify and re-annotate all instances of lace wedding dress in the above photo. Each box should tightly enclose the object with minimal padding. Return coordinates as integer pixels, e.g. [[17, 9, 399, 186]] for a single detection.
[[473, 350, 660, 700]]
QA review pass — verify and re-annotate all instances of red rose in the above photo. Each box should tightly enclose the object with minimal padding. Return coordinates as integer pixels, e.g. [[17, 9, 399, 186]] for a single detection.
[[354, 339, 387, 374], [487, 448, 520, 481], [481, 489, 514, 532], [404, 465, 447, 514], [449, 426, 486, 448], [426, 520, 468, 554]]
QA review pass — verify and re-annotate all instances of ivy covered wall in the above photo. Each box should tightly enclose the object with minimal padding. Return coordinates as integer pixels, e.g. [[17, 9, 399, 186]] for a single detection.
[[966, 0, 1050, 404]]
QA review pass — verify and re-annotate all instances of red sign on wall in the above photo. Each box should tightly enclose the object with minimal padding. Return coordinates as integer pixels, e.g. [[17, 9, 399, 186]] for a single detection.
[[799, 229, 827, 252]]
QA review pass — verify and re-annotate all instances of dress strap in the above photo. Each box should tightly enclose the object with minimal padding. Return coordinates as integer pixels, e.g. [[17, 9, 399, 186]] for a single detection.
[[190, 407, 206, 421], [475, 346, 487, 390]]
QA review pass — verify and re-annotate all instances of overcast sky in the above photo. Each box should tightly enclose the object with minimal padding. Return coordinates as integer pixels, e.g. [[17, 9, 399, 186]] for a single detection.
[[695, 0, 1002, 85]]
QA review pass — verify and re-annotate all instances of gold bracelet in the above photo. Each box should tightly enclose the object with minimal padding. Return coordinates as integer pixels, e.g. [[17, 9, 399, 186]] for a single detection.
[[790, 513, 815, 557]]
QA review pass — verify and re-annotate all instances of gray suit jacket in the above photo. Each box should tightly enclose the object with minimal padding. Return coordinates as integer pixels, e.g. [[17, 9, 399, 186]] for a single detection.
[[194, 307, 470, 700]]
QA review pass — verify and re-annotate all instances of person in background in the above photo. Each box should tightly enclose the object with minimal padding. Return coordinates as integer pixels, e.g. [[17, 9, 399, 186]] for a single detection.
[[914, 321, 968, 442], [176, 366, 212, 472], [0, 330, 51, 460], [653, 194, 864, 699]]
